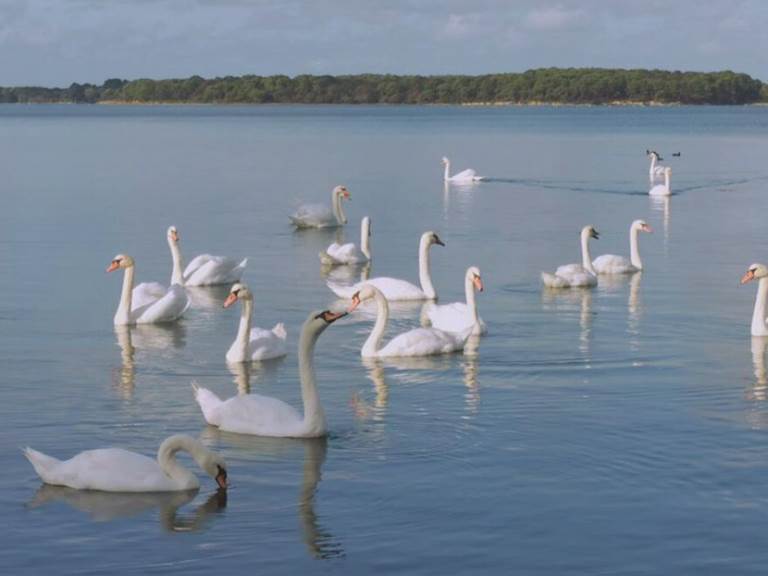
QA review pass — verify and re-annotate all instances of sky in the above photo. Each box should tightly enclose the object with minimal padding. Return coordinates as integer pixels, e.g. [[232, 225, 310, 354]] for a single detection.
[[1, 0, 767, 86]]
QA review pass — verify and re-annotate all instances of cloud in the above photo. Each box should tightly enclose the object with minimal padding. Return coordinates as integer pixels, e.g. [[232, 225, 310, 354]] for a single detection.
[[525, 5, 583, 31]]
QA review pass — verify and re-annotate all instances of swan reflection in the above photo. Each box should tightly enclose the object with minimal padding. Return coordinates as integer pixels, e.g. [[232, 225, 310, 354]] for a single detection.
[[462, 336, 481, 415], [186, 285, 231, 311], [226, 358, 286, 396], [352, 359, 390, 421], [542, 287, 593, 362], [749, 336, 768, 401], [650, 195, 670, 248], [27, 485, 226, 532], [321, 261, 371, 283]]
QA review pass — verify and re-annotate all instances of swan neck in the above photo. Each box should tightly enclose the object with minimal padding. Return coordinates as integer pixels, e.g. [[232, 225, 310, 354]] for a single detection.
[[629, 226, 642, 269], [234, 297, 253, 359], [157, 436, 203, 489], [360, 220, 371, 259], [665, 170, 671, 190], [464, 271, 479, 326], [444, 160, 450, 181], [581, 233, 595, 275], [115, 266, 134, 324], [752, 278, 768, 335], [332, 191, 346, 225], [362, 290, 389, 357], [169, 238, 184, 286], [298, 320, 326, 431], [418, 237, 437, 299]]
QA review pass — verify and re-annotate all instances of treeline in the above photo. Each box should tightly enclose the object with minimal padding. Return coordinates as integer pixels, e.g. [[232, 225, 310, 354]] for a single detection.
[[1, 68, 764, 105]]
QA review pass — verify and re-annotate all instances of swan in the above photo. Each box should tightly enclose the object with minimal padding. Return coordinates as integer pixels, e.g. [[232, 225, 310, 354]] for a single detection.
[[24, 434, 228, 492], [649, 166, 671, 196], [443, 156, 484, 183], [647, 150, 667, 183], [327, 231, 444, 301], [319, 216, 371, 266], [741, 264, 768, 336], [349, 284, 468, 357], [224, 282, 287, 362], [290, 185, 351, 229], [192, 309, 348, 437], [167, 226, 247, 287], [107, 254, 190, 325], [541, 226, 600, 288], [592, 220, 653, 274], [425, 266, 487, 335]]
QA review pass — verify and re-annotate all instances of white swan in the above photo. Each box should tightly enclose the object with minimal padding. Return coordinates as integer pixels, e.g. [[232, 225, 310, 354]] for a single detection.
[[349, 284, 468, 357], [425, 266, 487, 335], [649, 166, 671, 196], [167, 226, 246, 287], [741, 264, 768, 336], [290, 185, 351, 229], [443, 156, 484, 183], [192, 309, 347, 437], [108, 254, 190, 325], [319, 216, 371, 266], [541, 226, 600, 288], [647, 150, 667, 183], [224, 282, 287, 362], [592, 220, 653, 274], [24, 434, 228, 492], [327, 231, 444, 301]]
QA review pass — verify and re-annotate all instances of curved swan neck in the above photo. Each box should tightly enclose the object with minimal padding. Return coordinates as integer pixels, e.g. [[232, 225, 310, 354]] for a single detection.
[[752, 278, 768, 336], [298, 319, 326, 431], [332, 190, 346, 225], [157, 435, 206, 489], [360, 218, 371, 260], [464, 271, 479, 326], [629, 226, 643, 270], [580, 232, 596, 275], [115, 266, 135, 324], [233, 297, 253, 359], [362, 289, 389, 357], [418, 236, 437, 299], [169, 237, 184, 286]]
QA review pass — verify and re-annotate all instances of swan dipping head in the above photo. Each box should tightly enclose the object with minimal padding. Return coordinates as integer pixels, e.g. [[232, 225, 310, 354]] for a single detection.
[[167, 225, 179, 243], [742, 263, 768, 285], [106, 254, 134, 272], [334, 185, 351, 200], [196, 449, 228, 489], [223, 282, 252, 307], [632, 220, 653, 234], [468, 266, 484, 292]]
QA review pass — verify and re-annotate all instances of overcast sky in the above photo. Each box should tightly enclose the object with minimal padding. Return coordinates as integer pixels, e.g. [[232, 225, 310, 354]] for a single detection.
[[2, 0, 767, 86]]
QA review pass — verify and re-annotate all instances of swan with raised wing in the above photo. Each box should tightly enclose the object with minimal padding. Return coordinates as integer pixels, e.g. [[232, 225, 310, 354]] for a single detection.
[[192, 309, 347, 437], [224, 282, 287, 362], [24, 435, 228, 492], [647, 150, 667, 183], [319, 216, 371, 266], [327, 231, 444, 301], [443, 156, 484, 183], [425, 266, 487, 335], [741, 264, 768, 336], [649, 167, 671, 196], [593, 220, 652, 274], [108, 254, 190, 325], [290, 186, 351, 229], [167, 226, 246, 287], [541, 226, 599, 288], [349, 284, 468, 357]]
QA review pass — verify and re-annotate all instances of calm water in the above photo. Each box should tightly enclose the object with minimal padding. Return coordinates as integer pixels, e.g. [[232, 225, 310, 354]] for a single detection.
[[2, 104, 768, 575]]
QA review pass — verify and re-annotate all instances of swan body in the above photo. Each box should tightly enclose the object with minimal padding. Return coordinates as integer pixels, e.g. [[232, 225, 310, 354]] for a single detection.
[[24, 435, 228, 492], [167, 226, 246, 287], [290, 185, 350, 229], [647, 150, 667, 183], [328, 231, 444, 301], [319, 216, 371, 266], [426, 266, 487, 335], [541, 226, 600, 288], [193, 309, 347, 437], [224, 283, 287, 362], [592, 220, 652, 274], [649, 166, 672, 196], [349, 284, 468, 357], [443, 156, 484, 183], [742, 264, 768, 336], [108, 254, 190, 325]]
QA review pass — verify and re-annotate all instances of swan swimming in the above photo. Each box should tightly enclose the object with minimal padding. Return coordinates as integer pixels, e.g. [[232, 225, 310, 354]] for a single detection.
[[290, 185, 351, 229], [647, 150, 667, 184], [592, 220, 653, 274], [108, 254, 190, 325], [425, 266, 487, 335], [319, 216, 371, 266], [649, 166, 671, 196], [541, 226, 600, 288], [443, 156, 484, 183], [24, 434, 228, 492], [193, 309, 347, 437], [741, 263, 768, 336], [167, 225, 247, 287], [224, 282, 287, 362]]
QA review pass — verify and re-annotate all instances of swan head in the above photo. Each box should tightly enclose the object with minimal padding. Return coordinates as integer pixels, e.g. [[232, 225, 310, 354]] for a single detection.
[[106, 254, 134, 272], [305, 309, 348, 335], [581, 226, 599, 240], [467, 266, 484, 293], [632, 220, 653, 234], [199, 451, 228, 490], [646, 150, 662, 160], [167, 225, 179, 243], [441, 156, 449, 164], [742, 263, 768, 285], [348, 284, 381, 312], [422, 231, 445, 247], [223, 282, 251, 307], [333, 185, 351, 200]]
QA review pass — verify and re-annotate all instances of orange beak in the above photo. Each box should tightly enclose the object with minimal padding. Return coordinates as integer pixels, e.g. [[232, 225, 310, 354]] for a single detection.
[[106, 261, 120, 273], [473, 276, 484, 292], [741, 270, 756, 285], [348, 293, 362, 313], [223, 293, 238, 308], [171, 230, 179, 242], [343, 190, 351, 199], [216, 472, 228, 490], [643, 224, 653, 233]]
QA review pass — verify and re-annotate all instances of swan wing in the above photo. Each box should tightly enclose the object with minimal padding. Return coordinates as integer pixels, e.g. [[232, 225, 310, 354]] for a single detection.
[[649, 183, 670, 196], [542, 268, 596, 288], [290, 203, 335, 228], [450, 168, 478, 181], [427, 302, 484, 334], [329, 277, 427, 301], [377, 327, 465, 357], [215, 393, 304, 436], [184, 255, 246, 286], [323, 242, 363, 265], [135, 284, 190, 324], [131, 282, 167, 311], [248, 324, 288, 361], [592, 254, 635, 274]]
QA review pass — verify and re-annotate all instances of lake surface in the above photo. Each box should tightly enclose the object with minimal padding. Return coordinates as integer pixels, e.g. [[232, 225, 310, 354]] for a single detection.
[[2, 104, 768, 575]]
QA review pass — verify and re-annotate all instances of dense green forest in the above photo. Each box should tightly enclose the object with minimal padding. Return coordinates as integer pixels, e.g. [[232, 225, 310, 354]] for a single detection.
[[1, 68, 765, 105]]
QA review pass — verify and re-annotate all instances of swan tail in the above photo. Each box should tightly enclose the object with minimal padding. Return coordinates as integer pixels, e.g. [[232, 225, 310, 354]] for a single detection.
[[318, 251, 336, 266], [24, 447, 60, 482], [191, 382, 222, 425], [272, 322, 287, 340], [541, 272, 567, 289]]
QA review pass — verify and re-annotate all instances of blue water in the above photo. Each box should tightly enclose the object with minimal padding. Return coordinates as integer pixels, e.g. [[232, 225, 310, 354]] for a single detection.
[[2, 104, 768, 575]]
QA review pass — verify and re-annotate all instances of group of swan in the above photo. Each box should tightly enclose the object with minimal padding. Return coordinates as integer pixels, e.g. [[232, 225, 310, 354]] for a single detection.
[[542, 220, 652, 289]]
